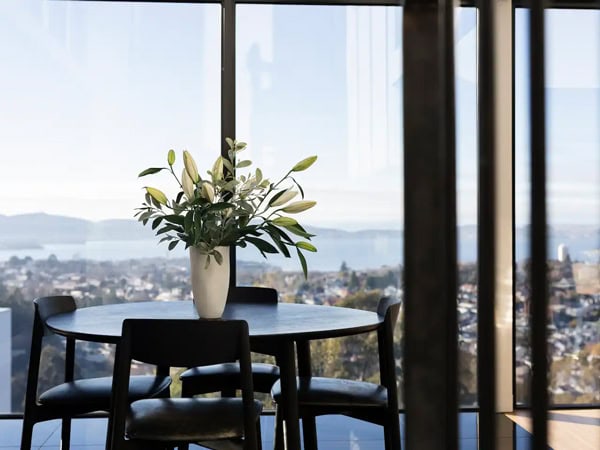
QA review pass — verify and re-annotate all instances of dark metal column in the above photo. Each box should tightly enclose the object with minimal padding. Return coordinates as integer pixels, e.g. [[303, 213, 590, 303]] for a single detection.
[[477, 0, 497, 448], [221, 0, 237, 285], [529, 0, 549, 448], [403, 1, 458, 449]]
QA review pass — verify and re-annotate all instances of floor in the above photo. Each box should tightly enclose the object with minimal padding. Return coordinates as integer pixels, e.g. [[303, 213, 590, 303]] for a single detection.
[[505, 410, 600, 450], [0, 413, 542, 449]]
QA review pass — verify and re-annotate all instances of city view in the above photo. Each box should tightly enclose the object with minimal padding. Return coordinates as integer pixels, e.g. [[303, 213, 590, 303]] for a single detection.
[[0, 0, 598, 418]]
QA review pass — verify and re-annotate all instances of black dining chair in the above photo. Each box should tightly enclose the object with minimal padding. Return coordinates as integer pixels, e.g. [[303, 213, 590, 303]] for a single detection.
[[180, 286, 281, 398], [180, 286, 281, 449], [270, 296, 402, 450], [21, 296, 172, 450], [109, 318, 262, 450]]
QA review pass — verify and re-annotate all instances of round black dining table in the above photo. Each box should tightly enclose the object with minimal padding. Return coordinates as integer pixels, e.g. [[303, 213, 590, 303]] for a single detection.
[[46, 300, 382, 450]]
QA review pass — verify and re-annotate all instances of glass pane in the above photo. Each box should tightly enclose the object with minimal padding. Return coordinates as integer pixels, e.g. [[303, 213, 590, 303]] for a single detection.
[[236, 3, 404, 405], [515, 8, 600, 406], [456, 7, 478, 407], [0, 0, 220, 413], [236, 4, 478, 409]]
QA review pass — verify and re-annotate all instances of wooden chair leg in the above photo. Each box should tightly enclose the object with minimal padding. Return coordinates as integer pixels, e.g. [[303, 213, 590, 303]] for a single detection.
[[61, 417, 72, 450], [20, 417, 34, 450], [255, 416, 263, 450], [273, 407, 285, 450], [301, 416, 318, 450], [384, 412, 401, 450]]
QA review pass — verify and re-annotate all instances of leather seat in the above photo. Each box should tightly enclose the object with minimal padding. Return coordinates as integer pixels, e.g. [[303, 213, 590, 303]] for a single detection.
[[126, 397, 262, 441], [272, 377, 388, 408], [39, 375, 171, 409], [181, 362, 280, 394]]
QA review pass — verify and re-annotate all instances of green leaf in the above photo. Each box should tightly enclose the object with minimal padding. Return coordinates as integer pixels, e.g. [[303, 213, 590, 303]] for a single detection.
[[222, 158, 235, 175], [235, 141, 247, 151], [236, 160, 252, 168], [290, 177, 305, 198], [296, 248, 308, 279], [156, 224, 182, 235], [213, 249, 223, 265], [225, 137, 235, 149], [291, 155, 317, 172], [296, 241, 317, 252], [138, 167, 165, 177], [167, 149, 176, 166], [206, 202, 236, 212], [266, 223, 295, 244], [184, 210, 194, 236], [245, 237, 278, 254], [163, 215, 185, 226], [266, 231, 291, 258], [283, 224, 315, 239], [168, 240, 179, 251], [151, 216, 163, 230]]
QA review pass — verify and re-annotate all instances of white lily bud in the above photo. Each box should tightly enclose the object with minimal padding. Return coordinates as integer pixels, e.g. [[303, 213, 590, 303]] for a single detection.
[[281, 200, 316, 214], [181, 168, 195, 200], [212, 156, 224, 180], [201, 182, 215, 202], [183, 150, 200, 183], [270, 190, 298, 207]]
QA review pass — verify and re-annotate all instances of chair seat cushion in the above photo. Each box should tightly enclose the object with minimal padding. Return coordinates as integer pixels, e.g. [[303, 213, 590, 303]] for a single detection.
[[126, 397, 263, 442], [180, 362, 280, 394], [271, 377, 388, 408], [38, 375, 171, 410]]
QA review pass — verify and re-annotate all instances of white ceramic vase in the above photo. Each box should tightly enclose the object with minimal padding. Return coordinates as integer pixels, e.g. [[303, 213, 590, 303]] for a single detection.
[[189, 246, 230, 319]]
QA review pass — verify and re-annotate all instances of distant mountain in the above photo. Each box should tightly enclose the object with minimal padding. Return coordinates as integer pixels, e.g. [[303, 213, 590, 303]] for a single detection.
[[0, 213, 597, 261], [0, 213, 89, 246], [0, 213, 403, 248]]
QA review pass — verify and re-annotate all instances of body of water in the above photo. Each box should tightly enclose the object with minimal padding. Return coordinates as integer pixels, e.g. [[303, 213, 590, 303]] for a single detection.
[[0, 232, 596, 271]]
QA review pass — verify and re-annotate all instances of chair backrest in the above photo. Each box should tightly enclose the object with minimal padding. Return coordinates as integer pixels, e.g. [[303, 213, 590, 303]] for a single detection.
[[376, 297, 401, 411], [377, 296, 401, 325], [34, 296, 76, 336], [111, 319, 257, 448], [24, 296, 77, 409], [121, 319, 250, 368], [227, 286, 278, 304], [227, 287, 279, 356]]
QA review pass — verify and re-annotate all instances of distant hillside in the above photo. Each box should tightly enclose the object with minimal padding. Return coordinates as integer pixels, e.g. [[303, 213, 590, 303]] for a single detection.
[[0, 213, 597, 261], [0, 213, 402, 248]]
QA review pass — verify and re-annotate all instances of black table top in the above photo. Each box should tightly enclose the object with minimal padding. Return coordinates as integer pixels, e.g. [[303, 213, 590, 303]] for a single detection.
[[46, 301, 382, 344]]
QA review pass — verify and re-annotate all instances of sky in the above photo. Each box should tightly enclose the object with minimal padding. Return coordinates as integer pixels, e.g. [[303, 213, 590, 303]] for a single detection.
[[0, 1, 598, 229]]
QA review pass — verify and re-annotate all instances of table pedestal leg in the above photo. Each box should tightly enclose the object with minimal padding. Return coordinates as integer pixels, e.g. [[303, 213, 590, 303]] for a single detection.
[[296, 340, 318, 450], [278, 340, 301, 450]]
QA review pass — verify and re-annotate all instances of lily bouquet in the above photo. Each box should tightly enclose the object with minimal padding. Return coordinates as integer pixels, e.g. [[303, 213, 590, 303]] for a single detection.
[[135, 139, 318, 278]]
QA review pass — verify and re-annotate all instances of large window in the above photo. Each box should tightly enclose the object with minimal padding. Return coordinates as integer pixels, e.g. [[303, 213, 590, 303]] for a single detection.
[[0, 0, 483, 415], [0, 0, 220, 412], [515, 8, 600, 406]]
